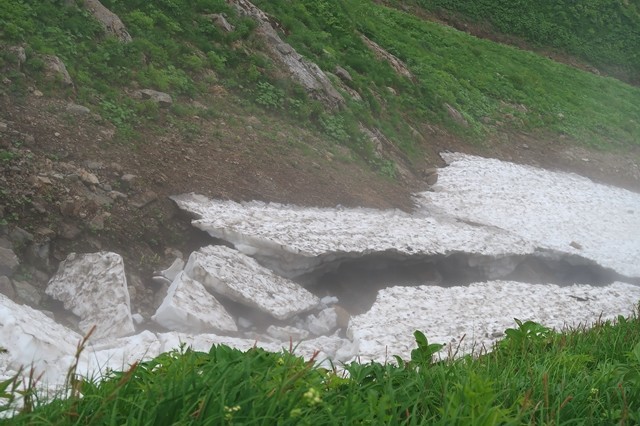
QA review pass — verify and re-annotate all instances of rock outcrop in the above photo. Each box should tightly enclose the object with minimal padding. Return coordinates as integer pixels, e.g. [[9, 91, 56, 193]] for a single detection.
[[82, 0, 132, 43], [229, 0, 344, 109]]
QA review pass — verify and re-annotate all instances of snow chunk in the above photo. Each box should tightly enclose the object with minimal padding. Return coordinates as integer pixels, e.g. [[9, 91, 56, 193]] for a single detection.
[[152, 271, 237, 333], [171, 193, 536, 278], [46, 252, 134, 340], [156, 257, 185, 281], [79, 331, 162, 377], [305, 307, 338, 335], [348, 281, 640, 363], [417, 153, 640, 278], [0, 294, 81, 385], [266, 325, 309, 341], [184, 245, 320, 320]]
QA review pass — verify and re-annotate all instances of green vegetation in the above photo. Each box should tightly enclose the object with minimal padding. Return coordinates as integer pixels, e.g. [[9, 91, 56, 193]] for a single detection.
[[405, 0, 640, 84], [1, 0, 639, 163], [3, 312, 640, 424]]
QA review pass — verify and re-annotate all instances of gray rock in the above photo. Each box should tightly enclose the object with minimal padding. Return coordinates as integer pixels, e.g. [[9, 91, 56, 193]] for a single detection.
[[334, 66, 352, 82], [66, 103, 91, 115], [0, 276, 15, 300], [120, 173, 137, 190], [58, 223, 82, 240], [41, 54, 73, 86], [78, 169, 100, 185], [83, 0, 132, 43], [230, 0, 344, 109], [130, 190, 158, 209], [8, 226, 33, 248], [0, 246, 19, 276], [445, 103, 469, 127], [0, 237, 11, 249], [25, 242, 50, 271], [46, 252, 135, 340], [138, 89, 172, 107], [7, 46, 26, 68], [206, 13, 235, 32], [13, 279, 42, 306]]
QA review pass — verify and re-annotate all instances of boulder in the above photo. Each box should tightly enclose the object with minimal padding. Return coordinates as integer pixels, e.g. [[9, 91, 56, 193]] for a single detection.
[[0, 247, 19, 276], [46, 252, 135, 340], [152, 271, 237, 334], [230, 0, 344, 109], [42, 55, 73, 86], [184, 245, 320, 320], [138, 89, 172, 107], [82, 0, 132, 42], [13, 280, 41, 306], [0, 276, 15, 300], [205, 13, 235, 32], [334, 66, 353, 82]]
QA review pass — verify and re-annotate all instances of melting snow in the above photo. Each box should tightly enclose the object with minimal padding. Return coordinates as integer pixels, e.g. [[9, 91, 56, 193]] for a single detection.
[[1, 153, 640, 411]]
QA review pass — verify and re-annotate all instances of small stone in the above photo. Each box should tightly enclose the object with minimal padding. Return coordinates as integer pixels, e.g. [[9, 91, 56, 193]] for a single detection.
[[36, 176, 52, 185], [35, 227, 56, 240], [130, 190, 158, 209], [78, 169, 100, 185], [569, 241, 583, 250], [138, 89, 172, 107], [120, 173, 137, 190], [54, 132, 61, 137], [66, 103, 91, 115], [109, 191, 127, 200], [0, 122, 7, 132], [334, 66, 352, 82], [33, 90, 43, 97]]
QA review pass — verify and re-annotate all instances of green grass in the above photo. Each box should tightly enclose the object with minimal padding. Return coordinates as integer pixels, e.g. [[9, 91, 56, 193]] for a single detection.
[[3, 310, 640, 424], [405, 0, 640, 84], [1, 0, 640, 166]]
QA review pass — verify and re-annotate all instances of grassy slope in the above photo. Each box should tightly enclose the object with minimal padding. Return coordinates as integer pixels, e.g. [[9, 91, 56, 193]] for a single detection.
[[404, 0, 640, 84], [254, 0, 640, 148], [2, 0, 640, 166], [3, 314, 640, 424]]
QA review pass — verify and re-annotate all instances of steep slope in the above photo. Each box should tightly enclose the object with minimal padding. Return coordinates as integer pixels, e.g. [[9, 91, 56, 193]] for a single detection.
[[0, 0, 639, 312]]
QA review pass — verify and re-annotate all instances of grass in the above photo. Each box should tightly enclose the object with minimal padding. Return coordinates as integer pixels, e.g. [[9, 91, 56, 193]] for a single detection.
[[2, 0, 640, 173], [2, 309, 640, 425], [405, 0, 640, 84]]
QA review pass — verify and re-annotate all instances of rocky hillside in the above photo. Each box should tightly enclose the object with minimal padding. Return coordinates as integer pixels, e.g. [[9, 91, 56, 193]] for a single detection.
[[1, 0, 640, 315]]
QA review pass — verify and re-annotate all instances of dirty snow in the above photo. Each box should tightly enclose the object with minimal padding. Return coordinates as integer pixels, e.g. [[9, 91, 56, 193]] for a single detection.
[[416, 153, 640, 277], [2, 153, 640, 412]]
